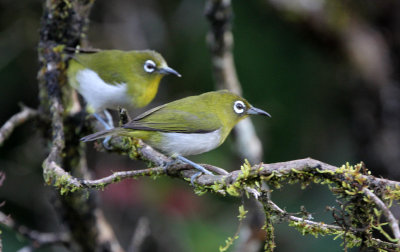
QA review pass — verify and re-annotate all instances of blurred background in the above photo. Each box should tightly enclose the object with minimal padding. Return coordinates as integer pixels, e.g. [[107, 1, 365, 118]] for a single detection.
[[0, 0, 400, 251]]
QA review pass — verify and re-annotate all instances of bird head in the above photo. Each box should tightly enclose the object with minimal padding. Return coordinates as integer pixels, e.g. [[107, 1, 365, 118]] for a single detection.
[[212, 90, 270, 129], [124, 50, 181, 107]]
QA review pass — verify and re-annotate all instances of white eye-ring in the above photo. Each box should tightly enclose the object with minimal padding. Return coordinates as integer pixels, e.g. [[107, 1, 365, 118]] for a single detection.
[[233, 100, 246, 114], [144, 60, 156, 73]]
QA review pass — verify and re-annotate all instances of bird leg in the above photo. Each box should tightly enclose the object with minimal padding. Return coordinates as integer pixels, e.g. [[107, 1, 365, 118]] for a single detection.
[[103, 110, 114, 128], [175, 155, 213, 185], [93, 111, 114, 149], [93, 113, 112, 130]]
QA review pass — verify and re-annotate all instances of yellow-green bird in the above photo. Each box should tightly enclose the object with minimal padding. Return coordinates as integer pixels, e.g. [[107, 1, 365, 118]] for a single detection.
[[81, 90, 271, 183], [67, 49, 180, 128]]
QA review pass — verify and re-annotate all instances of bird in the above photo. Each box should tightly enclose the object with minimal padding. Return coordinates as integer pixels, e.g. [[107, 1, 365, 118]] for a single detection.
[[81, 90, 271, 184], [67, 49, 181, 129]]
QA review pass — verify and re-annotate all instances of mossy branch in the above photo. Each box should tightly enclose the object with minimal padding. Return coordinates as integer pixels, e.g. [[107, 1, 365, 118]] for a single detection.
[[37, 131, 400, 251], [36, 0, 124, 251], [3, 104, 400, 251]]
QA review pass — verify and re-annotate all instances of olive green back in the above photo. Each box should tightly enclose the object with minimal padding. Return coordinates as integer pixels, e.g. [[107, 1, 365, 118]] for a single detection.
[[122, 90, 252, 142]]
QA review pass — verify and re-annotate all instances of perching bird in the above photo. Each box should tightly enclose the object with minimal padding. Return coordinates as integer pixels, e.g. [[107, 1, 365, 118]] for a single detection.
[[67, 49, 180, 129], [81, 90, 271, 183]]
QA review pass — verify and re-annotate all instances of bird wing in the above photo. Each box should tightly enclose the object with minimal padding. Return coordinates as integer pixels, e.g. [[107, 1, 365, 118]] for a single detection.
[[73, 51, 129, 84], [122, 103, 221, 133]]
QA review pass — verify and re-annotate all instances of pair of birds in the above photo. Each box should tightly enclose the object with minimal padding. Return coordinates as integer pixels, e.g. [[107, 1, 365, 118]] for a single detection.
[[68, 49, 270, 183]]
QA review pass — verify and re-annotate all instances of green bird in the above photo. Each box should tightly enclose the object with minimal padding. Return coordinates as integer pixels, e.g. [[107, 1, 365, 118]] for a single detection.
[[67, 49, 180, 129], [81, 90, 271, 183]]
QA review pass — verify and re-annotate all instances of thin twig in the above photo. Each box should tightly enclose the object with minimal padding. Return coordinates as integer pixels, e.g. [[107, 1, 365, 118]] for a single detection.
[[0, 105, 38, 146], [362, 187, 400, 244], [0, 211, 70, 249], [258, 193, 400, 251], [81, 166, 166, 188], [265, 196, 343, 232], [128, 217, 151, 252]]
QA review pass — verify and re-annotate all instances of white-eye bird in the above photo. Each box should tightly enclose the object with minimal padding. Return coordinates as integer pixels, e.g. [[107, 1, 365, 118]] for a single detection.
[[81, 90, 271, 184], [67, 49, 181, 129]]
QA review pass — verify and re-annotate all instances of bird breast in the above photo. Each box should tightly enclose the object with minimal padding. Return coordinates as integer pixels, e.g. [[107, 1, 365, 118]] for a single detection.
[[76, 69, 132, 111], [157, 129, 222, 156]]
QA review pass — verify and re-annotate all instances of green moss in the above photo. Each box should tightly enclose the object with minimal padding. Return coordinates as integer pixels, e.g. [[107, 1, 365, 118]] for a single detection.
[[256, 161, 400, 250]]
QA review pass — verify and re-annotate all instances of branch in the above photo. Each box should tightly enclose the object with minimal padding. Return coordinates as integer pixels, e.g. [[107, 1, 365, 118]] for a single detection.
[[363, 188, 400, 244], [56, 137, 400, 195], [48, 133, 400, 250], [37, 1, 124, 251], [42, 98, 65, 182], [0, 211, 70, 250], [258, 192, 400, 251], [205, 0, 263, 163], [0, 105, 38, 146], [128, 217, 151, 252]]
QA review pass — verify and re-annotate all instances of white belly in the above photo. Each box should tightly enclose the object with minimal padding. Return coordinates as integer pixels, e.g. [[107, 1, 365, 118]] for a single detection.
[[76, 69, 132, 111], [159, 129, 222, 156]]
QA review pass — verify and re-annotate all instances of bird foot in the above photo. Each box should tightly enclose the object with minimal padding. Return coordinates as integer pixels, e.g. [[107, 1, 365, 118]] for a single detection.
[[102, 136, 112, 150], [174, 155, 213, 186], [93, 113, 113, 130], [161, 159, 177, 173]]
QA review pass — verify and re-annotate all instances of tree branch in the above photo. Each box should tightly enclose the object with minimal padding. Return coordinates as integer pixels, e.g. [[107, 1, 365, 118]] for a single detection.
[[57, 137, 400, 195], [48, 136, 400, 250], [258, 192, 400, 251], [0, 211, 70, 251], [0, 105, 38, 146], [205, 0, 263, 163], [362, 188, 400, 245], [37, 1, 124, 251]]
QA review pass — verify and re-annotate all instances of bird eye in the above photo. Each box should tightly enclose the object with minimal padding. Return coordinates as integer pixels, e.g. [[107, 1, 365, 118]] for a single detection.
[[233, 100, 246, 114], [144, 60, 156, 73]]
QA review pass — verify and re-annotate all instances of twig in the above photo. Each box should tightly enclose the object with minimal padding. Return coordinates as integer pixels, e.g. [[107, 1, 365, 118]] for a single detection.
[[362, 187, 400, 244], [0, 211, 70, 250], [205, 0, 263, 163], [262, 195, 343, 231], [0, 105, 38, 146], [258, 192, 400, 251], [43, 159, 82, 188], [128, 217, 151, 252], [81, 166, 166, 188]]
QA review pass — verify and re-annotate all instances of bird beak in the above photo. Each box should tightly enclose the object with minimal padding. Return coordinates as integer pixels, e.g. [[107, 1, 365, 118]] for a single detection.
[[158, 66, 181, 77], [247, 106, 271, 117]]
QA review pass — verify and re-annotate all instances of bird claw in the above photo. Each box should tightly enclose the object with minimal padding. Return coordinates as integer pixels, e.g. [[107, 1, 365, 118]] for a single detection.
[[161, 159, 177, 173], [93, 111, 114, 149], [244, 186, 261, 199], [173, 155, 213, 186], [175, 156, 213, 175], [102, 136, 112, 150], [103, 110, 114, 128], [190, 172, 202, 186], [94, 110, 114, 130]]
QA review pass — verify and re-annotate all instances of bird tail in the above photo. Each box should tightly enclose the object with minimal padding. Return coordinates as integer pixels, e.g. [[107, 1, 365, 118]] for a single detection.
[[81, 128, 127, 142]]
